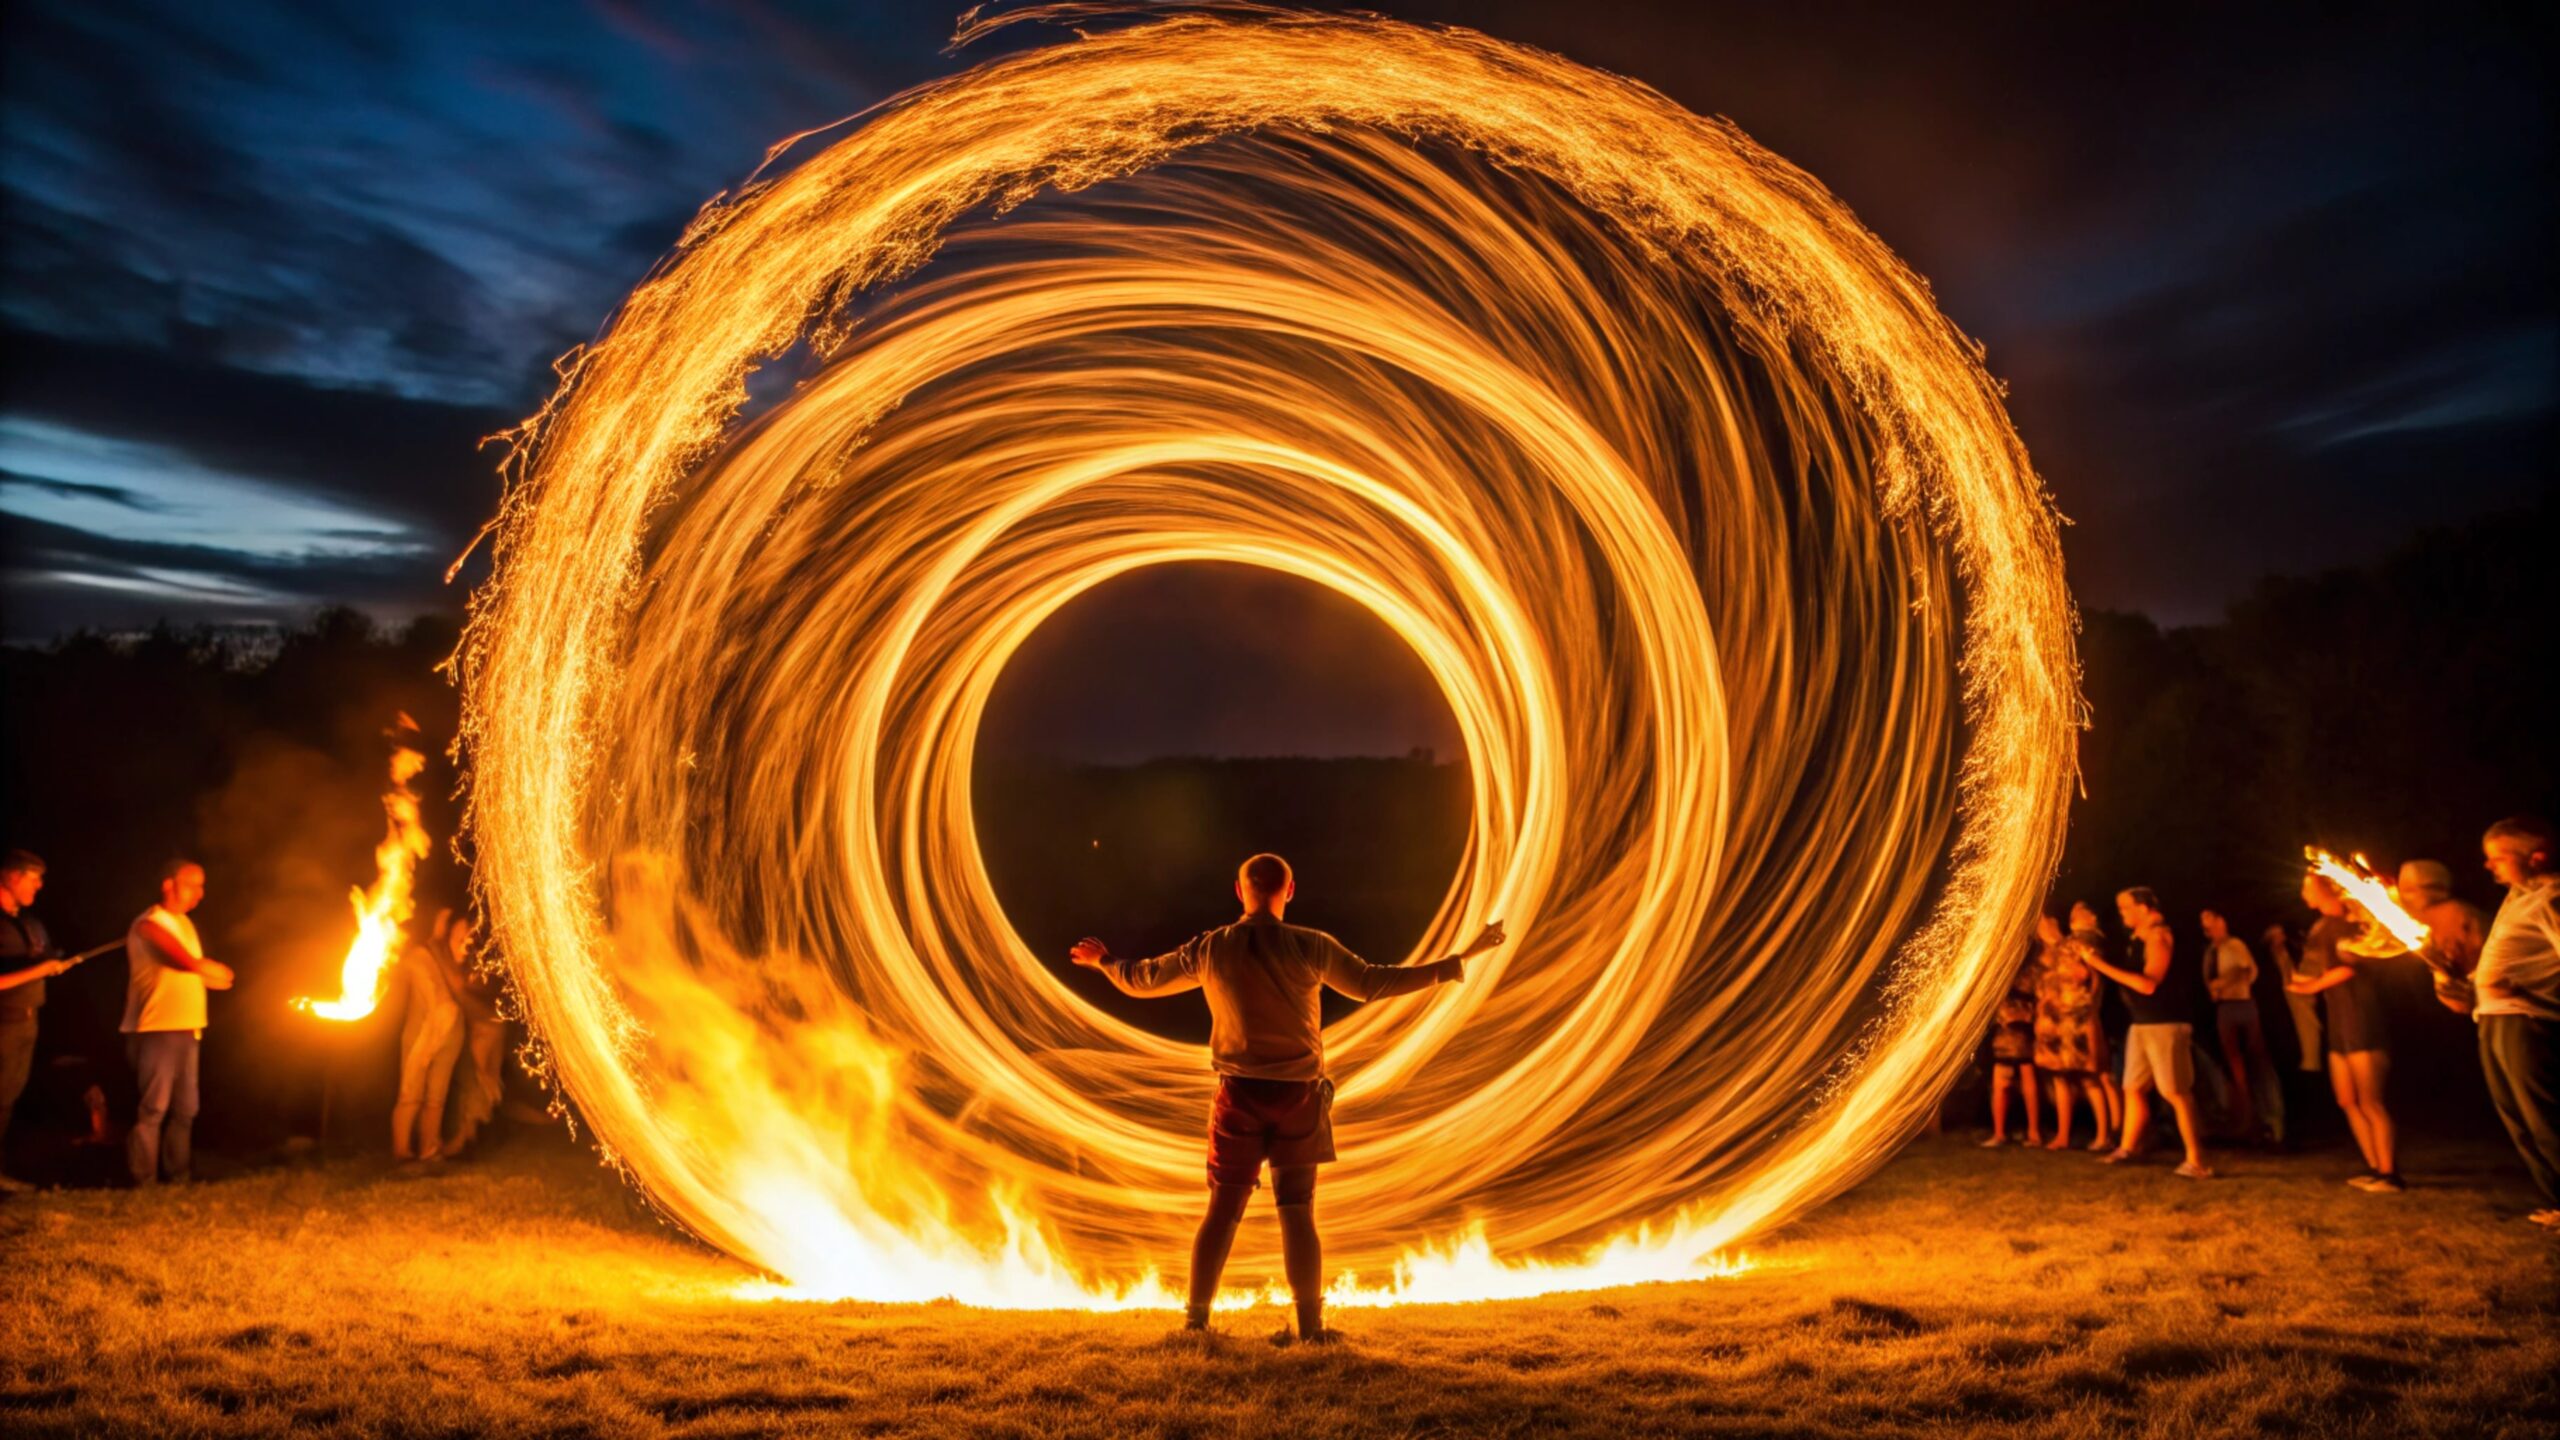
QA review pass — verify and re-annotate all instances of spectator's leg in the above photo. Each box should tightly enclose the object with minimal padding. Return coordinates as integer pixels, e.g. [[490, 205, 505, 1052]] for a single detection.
[[2045, 1074, 2074, 1149], [2217, 1010, 2253, 1138], [0, 1017, 36, 1165], [1185, 1182, 1253, 1328], [125, 1034, 173, 1185], [162, 1036, 199, 1182], [421, 1018, 464, 1159], [2352, 1050, 2394, 1178], [2483, 1017, 2560, 1208], [2329, 1050, 2377, 1172], [2022, 1064, 2043, 1144], [393, 1011, 430, 1157], [2115, 1083, 2153, 1158]]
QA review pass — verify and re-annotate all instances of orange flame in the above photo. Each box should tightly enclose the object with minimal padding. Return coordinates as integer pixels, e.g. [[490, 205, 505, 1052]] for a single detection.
[[2305, 847, 2432, 958], [294, 718, 431, 1022]]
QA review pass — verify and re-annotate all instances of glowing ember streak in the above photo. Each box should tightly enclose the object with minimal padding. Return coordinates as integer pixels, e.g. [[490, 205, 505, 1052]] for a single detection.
[[2306, 847, 2433, 958], [459, 10, 2078, 1307], [294, 719, 431, 1022]]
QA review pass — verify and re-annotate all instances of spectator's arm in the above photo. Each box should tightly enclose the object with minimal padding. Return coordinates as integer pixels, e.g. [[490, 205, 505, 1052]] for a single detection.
[[2286, 963, 2353, 995], [2081, 944, 2160, 996], [0, 958, 67, 990], [134, 922, 233, 987], [2433, 973, 2477, 1015]]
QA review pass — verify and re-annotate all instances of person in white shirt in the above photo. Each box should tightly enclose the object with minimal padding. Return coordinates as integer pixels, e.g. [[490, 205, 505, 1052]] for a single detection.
[[121, 859, 233, 1185], [2439, 816, 2560, 1228]]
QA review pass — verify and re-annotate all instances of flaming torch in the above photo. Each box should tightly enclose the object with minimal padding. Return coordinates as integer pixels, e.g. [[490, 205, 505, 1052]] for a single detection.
[[293, 717, 431, 1021], [2304, 847, 2432, 959]]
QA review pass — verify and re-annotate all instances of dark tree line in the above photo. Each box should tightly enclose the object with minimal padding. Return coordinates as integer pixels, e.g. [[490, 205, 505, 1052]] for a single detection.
[[2058, 494, 2555, 931]]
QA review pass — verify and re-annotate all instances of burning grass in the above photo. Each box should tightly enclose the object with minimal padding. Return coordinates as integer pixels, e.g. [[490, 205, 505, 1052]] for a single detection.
[[2, 1130, 2554, 1438]]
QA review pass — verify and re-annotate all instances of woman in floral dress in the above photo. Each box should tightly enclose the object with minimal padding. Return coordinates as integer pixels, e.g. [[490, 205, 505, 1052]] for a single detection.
[[2035, 911, 2113, 1151]]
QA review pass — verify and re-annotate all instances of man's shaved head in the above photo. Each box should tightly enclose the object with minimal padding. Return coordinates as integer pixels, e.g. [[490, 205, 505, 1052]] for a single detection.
[[1239, 853, 1293, 900]]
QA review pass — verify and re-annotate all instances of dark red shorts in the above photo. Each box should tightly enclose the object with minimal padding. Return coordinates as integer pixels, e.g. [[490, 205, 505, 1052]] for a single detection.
[[1207, 1075, 1335, 1187]]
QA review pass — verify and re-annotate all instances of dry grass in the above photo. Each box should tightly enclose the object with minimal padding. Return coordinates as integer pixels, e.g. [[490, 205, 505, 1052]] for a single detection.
[[3, 1128, 2555, 1439]]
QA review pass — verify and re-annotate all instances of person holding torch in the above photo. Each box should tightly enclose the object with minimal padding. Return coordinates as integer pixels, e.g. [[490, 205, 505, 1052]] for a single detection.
[[0, 849, 71, 1192]]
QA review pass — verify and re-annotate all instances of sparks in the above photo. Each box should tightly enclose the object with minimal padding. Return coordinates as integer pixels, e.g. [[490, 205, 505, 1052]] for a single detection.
[[458, 11, 2077, 1308]]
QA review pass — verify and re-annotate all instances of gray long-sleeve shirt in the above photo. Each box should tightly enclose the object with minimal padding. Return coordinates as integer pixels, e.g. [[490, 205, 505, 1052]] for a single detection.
[[1101, 913, 1460, 1080]]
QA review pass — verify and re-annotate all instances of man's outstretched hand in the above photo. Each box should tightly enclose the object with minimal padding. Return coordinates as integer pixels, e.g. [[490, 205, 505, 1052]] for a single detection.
[[1069, 938, 1112, 970], [1463, 920, 1508, 958]]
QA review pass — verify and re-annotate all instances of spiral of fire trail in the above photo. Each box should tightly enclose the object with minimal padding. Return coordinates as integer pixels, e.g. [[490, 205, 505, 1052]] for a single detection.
[[460, 9, 2077, 1305]]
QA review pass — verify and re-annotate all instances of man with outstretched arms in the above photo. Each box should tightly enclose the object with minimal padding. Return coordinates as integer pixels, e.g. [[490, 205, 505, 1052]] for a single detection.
[[1072, 851, 1507, 1341]]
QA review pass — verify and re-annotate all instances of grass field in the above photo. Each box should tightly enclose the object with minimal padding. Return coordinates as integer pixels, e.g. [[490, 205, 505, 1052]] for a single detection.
[[4, 1123, 2555, 1439]]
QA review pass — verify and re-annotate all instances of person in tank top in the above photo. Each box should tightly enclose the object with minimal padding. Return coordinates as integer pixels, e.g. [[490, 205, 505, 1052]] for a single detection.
[[2082, 887, 2212, 1179]]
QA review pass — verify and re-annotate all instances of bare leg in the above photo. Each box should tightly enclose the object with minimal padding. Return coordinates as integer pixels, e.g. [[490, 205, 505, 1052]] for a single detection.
[[391, 1102, 420, 1159], [2330, 1052, 2378, 1172], [2113, 1085, 2154, 1160], [2352, 1051, 2395, 1177], [1185, 1183, 1253, 1328], [2083, 1080, 2112, 1150], [2218, 1016, 2253, 1138], [1274, 1164, 1323, 1339], [2045, 1076, 2075, 1150], [2022, 1064, 2044, 1145], [2162, 1090, 2210, 1171], [2100, 1073, 2125, 1135], [1983, 1066, 2014, 1145]]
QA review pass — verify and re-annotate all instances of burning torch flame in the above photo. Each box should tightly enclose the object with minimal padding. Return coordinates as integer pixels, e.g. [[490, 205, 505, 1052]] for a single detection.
[[293, 720, 431, 1022], [2305, 847, 2432, 959], [459, 10, 2078, 1307]]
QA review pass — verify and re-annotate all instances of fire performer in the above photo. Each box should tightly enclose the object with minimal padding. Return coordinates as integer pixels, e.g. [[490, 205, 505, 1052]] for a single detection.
[[120, 859, 233, 1186], [0, 849, 71, 1192], [1071, 853, 1507, 1340], [2439, 816, 2560, 1227]]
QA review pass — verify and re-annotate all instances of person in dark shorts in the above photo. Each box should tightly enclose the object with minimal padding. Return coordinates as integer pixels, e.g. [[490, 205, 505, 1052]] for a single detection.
[[2287, 872, 2401, 1191], [1072, 852, 1507, 1341]]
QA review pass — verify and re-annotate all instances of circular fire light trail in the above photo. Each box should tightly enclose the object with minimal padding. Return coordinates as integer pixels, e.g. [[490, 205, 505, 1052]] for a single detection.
[[460, 9, 2077, 1306]]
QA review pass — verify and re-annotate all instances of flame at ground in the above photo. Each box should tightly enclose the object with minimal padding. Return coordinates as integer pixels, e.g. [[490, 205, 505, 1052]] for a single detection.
[[2306, 847, 2434, 958], [295, 727, 431, 1022], [458, 11, 2078, 1309]]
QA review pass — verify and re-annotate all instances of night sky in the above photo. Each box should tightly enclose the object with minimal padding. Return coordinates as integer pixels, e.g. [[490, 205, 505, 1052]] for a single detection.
[[2, 2, 2549, 757]]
